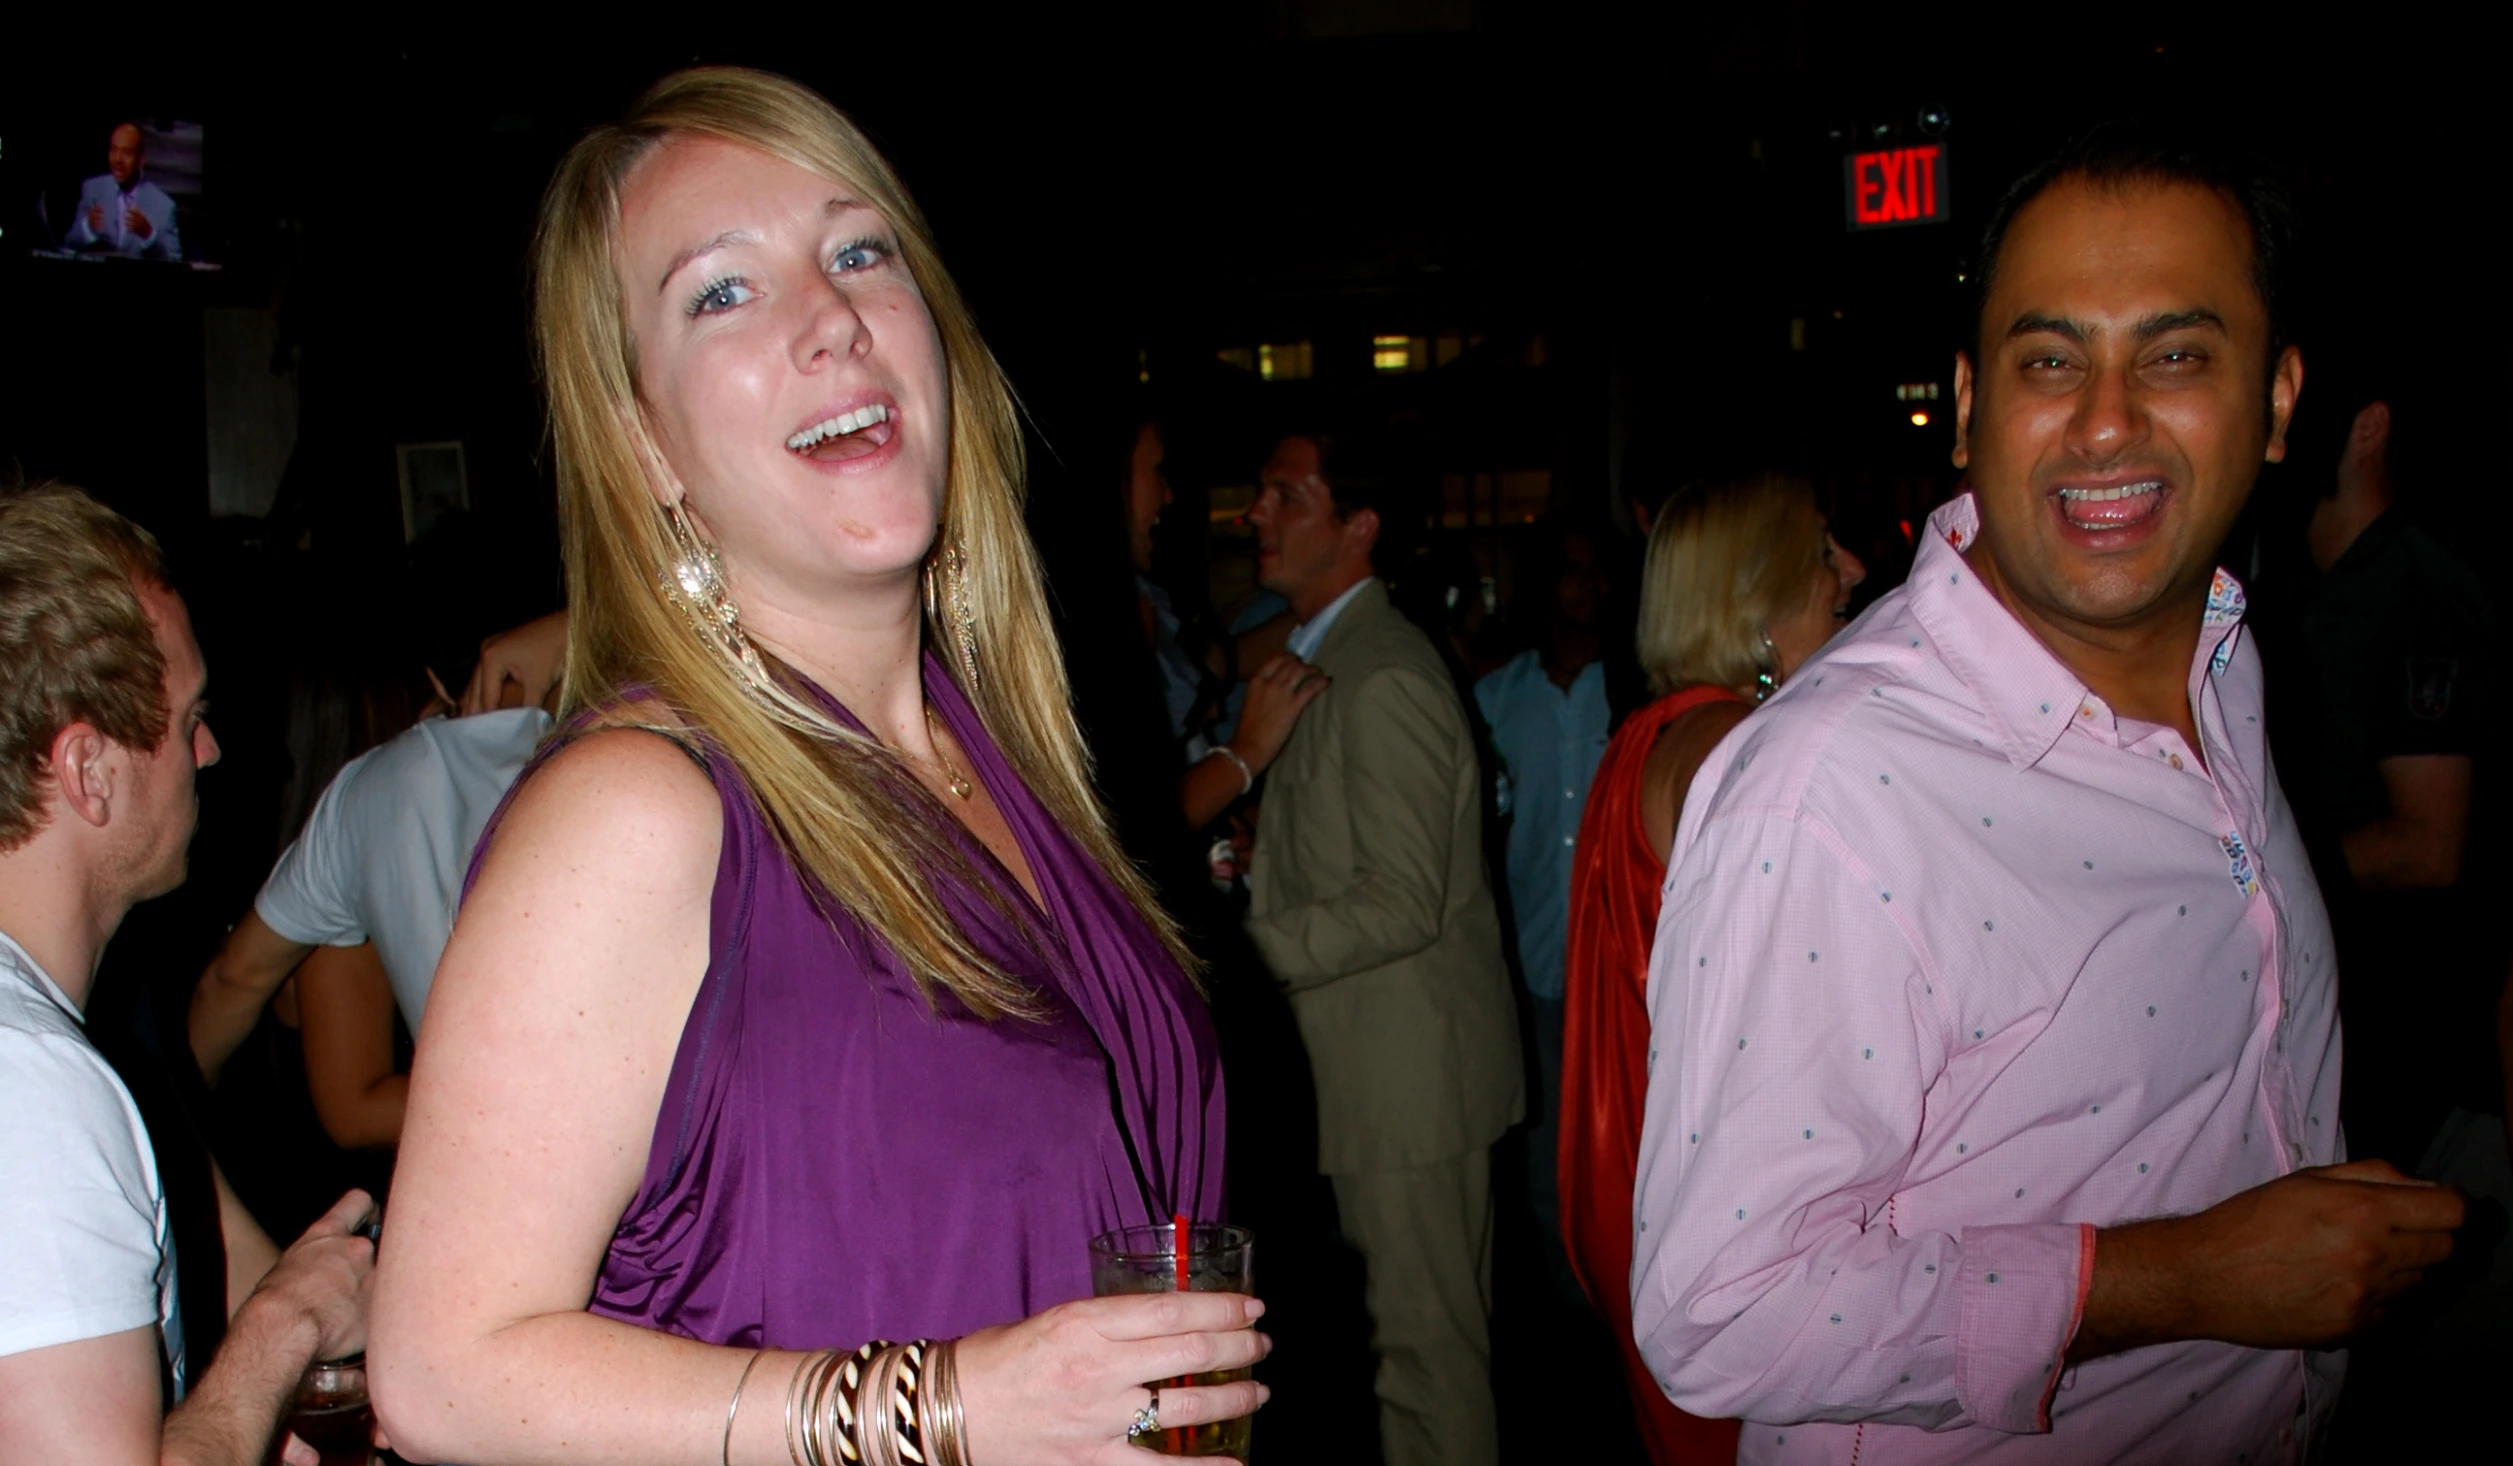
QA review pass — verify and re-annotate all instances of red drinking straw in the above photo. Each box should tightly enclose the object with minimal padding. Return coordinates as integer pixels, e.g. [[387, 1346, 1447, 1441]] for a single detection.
[[1171, 1213, 1191, 1451]]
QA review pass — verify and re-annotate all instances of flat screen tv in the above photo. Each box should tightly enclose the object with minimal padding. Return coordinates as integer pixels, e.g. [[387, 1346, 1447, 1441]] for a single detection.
[[22, 117, 217, 269]]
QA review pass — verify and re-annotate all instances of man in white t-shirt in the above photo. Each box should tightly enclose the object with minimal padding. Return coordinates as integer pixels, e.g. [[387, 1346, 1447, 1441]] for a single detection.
[[0, 485, 374, 1465], [187, 704, 551, 1086]]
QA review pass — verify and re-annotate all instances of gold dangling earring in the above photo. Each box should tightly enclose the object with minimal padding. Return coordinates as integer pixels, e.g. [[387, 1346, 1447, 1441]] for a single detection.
[[661, 501, 775, 700], [931, 535, 979, 691]]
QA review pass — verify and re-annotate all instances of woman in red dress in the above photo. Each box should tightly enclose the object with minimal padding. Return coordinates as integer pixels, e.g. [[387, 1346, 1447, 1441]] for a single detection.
[[1560, 474, 1864, 1463]]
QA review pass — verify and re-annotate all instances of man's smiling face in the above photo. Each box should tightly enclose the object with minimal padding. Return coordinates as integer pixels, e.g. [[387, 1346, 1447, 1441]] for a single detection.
[[1954, 176, 2301, 647]]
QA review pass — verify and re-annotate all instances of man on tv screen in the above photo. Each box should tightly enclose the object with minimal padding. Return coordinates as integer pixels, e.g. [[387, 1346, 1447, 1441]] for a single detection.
[[62, 124, 182, 262]]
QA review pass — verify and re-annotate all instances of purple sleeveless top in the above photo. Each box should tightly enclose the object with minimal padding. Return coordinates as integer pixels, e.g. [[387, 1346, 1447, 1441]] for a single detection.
[[468, 655, 1225, 1348]]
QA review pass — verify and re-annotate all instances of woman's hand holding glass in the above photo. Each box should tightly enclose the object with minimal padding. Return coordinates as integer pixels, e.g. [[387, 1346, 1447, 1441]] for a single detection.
[[952, 1293, 1269, 1463]]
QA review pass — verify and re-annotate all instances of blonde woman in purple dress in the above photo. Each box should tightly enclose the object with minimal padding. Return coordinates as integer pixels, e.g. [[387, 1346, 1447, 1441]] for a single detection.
[[372, 69, 1258, 1466]]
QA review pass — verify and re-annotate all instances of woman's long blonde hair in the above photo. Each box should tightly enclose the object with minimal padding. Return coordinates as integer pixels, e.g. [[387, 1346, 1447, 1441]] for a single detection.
[[533, 67, 1187, 1018], [1634, 473, 1828, 698]]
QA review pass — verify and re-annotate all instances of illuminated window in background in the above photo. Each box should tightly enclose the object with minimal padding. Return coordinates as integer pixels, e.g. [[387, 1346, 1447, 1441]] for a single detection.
[[1258, 342, 1313, 381], [1217, 343, 1312, 380], [1373, 333, 1480, 373]]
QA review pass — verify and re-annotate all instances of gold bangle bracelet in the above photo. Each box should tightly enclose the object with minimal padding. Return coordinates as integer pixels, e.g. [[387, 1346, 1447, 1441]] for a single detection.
[[785, 1348, 836, 1466], [724, 1347, 767, 1466], [916, 1337, 966, 1466]]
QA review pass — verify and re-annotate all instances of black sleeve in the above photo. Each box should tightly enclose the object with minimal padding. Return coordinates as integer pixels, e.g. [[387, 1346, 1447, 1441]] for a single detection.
[[2369, 588, 2493, 762]]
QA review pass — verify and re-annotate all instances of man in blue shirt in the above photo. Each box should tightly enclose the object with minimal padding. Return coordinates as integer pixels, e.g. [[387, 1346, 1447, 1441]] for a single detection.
[[63, 124, 182, 261], [1472, 521, 1614, 1286]]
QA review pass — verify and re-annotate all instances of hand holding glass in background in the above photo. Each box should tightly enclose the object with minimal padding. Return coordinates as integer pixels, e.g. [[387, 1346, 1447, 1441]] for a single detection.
[[273, 1354, 371, 1466]]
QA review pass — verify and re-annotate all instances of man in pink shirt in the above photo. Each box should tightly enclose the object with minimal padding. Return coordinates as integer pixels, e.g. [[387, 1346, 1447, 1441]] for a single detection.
[[1631, 128, 2466, 1464]]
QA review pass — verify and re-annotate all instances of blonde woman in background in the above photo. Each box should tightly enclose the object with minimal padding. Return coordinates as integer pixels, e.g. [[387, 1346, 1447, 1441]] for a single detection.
[[1557, 474, 1863, 1464], [371, 69, 1261, 1466]]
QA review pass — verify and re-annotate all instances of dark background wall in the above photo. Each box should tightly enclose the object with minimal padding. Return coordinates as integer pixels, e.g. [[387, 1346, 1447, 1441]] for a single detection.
[[10, 11, 2501, 587]]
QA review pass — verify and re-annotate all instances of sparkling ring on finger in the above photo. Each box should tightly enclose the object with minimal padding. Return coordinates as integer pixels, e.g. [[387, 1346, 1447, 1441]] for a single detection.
[[1128, 1388, 1161, 1439]]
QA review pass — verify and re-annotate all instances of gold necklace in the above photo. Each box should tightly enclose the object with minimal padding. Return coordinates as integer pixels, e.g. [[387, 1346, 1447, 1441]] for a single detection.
[[922, 704, 974, 800]]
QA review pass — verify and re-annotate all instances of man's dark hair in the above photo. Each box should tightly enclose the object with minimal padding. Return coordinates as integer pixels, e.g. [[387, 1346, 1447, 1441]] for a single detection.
[[2280, 341, 2402, 503], [1280, 427, 1415, 574], [1972, 122, 2296, 366], [1296, 430, 1392, 523]]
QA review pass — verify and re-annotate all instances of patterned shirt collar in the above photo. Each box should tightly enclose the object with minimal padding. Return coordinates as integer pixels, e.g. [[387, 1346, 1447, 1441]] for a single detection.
[[1907, 493, 2247, 771]]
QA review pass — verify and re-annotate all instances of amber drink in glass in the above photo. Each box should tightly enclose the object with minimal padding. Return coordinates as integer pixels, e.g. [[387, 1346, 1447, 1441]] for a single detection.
[[273, 1354, 371, 1466], [1089, 1223, 1255, 1459]]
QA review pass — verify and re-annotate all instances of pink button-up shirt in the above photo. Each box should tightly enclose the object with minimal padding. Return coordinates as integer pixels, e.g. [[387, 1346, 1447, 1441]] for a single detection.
[[1633, 494, 2343, 1465]]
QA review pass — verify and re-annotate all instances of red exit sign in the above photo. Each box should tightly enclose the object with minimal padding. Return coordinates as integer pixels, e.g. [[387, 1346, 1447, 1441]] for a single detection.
[[1843, 144, 1950, 229]]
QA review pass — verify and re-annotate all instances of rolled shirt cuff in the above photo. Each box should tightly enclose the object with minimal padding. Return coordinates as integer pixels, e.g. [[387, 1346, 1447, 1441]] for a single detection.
[[1953, 1221, 2094, 1433]]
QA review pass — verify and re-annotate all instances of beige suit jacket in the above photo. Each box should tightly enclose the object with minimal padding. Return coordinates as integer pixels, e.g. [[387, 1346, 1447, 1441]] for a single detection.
[[1246, 580, 1525, 1174]]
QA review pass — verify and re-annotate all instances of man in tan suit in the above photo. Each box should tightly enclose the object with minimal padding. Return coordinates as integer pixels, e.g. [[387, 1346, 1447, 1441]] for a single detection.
[[1243, 433, 1523, 1466]]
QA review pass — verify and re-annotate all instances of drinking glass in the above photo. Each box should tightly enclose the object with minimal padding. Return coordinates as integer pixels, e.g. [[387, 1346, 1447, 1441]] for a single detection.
[[276, 1354, 372, 1466], [1089, 1223, 1256, 1459]]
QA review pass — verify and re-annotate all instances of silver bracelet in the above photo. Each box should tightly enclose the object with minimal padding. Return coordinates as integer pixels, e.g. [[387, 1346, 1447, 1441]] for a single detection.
[[723, 1347, 765, 1466], [1203, 743, 1254, 796]]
